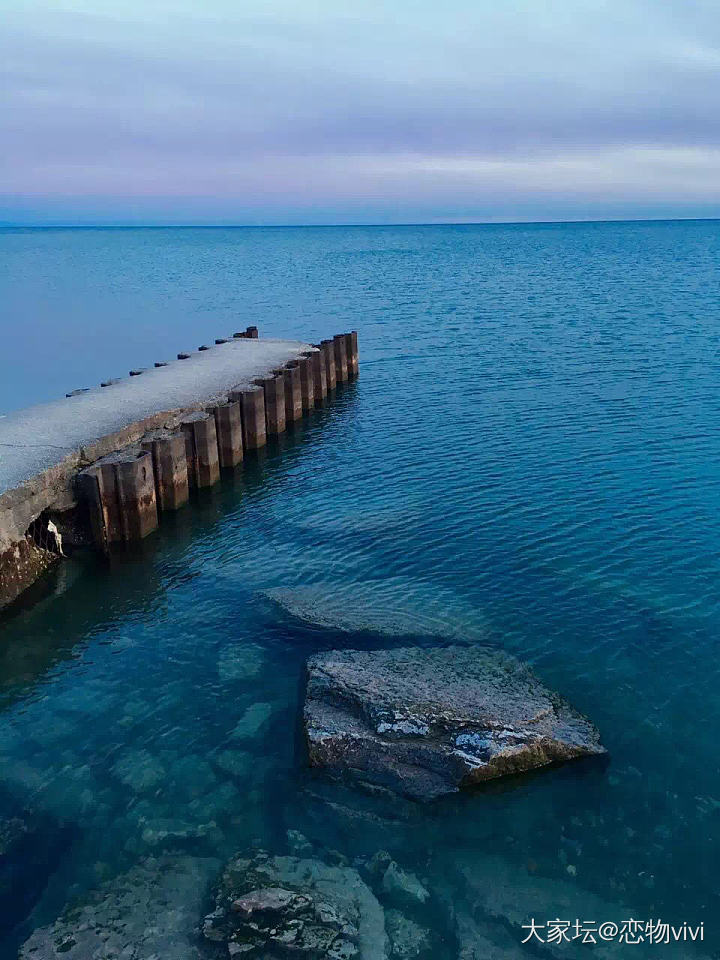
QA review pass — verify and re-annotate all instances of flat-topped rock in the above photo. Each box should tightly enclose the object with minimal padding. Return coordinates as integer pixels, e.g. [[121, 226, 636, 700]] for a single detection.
[[304, 646, 606, 801]]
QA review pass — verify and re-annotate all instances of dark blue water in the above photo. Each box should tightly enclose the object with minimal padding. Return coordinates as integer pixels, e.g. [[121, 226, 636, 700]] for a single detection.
[[1, 222, 719, 957]]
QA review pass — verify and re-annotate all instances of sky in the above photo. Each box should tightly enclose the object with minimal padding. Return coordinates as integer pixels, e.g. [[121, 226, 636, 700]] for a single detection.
[[2, 0, 720, 225]]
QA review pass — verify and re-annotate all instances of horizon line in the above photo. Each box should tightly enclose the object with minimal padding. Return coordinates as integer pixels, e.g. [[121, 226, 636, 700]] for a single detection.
[[2, 215, 720, 230]]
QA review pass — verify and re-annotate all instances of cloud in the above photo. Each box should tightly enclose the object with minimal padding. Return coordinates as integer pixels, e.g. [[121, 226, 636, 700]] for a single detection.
[[2, 0, 720, 221]]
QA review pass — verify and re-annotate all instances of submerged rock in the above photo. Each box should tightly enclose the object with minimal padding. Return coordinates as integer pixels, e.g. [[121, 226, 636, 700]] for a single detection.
[[385, 910, 433, 959], [217, 643, 265, 682], [381, 861, 430, 907], [202, 850, 387, 958], [304, 647, 606, 801], [140, 817, 216, 846], [231, 701, 275, 741], [111, 748, 166, 794], [19, 854, 219, 959], [266, 578, 488, 642]]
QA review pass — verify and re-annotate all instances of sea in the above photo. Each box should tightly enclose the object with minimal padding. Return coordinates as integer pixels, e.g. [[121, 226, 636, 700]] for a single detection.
[[0, 221, 719, 957]]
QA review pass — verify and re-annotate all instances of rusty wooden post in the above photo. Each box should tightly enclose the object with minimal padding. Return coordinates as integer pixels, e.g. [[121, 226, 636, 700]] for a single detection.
[[297, 354, 315, 412], [211, 400, 244, 468], [310, 348, 327, 402], [115, 452, 158, 539], [79, 451, 158, 548], [282, 362, 303, 423], [181, 412, 220, 488], [333, 334, 349, 383], [229, 386, 267, 451], [344, 331, 359, 378], [256, 374, 286, 435], [320, 340, 337, 391], [141, 433, 189, 511]]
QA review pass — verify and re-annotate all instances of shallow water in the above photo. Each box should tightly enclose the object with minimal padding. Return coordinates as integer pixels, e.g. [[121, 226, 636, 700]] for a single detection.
[[1, 221, 719, 956]]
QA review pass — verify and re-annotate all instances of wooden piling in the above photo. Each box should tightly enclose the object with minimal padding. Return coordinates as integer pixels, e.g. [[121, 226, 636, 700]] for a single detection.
[[320, 340, 337, 391], [210, 400, 244, 468], [181, 412, 220, 488], [246, 326, 259, 339], [344, 331, 359, 378], [79, 451, 158, 548], [298, 355, 316, 412], [333, 334, 349, 383], [141, 433, 189, 511], [310, 349, 327, 402], [282, 363, 303, 423], [256, 375, 286, 435], [115, 452, 159, 539], [229, 387, 267, 451], [97, 463, 123, 545]]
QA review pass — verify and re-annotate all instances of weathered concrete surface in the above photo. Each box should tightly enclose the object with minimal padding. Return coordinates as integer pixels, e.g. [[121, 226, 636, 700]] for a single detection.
[[304, 646, 606, 800], [0, 338, 311, 607]]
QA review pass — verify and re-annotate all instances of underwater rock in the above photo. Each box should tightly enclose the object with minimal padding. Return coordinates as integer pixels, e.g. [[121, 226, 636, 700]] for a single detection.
[[231, 701, 275, 741], [140, 817, 216, 846], [167, 754, 218, 801], [381, 861, 430, 907], [111, 748, 166, 794], [385, 910, 433, 959], [217, 643, 265, 682], [189, 781, 240, 822], [19, 854, 219, 959], [304, 646, 606, 801], [449, 852, 712, 960], [453, 909, 530, 960], [265, 577, 488, 641], [202, 849, 387, 958], [213, 749, 253, 779]]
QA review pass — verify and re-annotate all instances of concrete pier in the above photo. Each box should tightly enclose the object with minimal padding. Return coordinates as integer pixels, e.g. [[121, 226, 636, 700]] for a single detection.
[[181, 412, 221, 489], [0, 332, 357, 610], [141, 433, 189, 512]]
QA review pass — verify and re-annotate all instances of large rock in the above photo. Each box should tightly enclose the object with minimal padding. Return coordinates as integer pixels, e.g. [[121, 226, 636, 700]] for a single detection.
[[202, 850, 387, 958], [304, 647, 606, 801]]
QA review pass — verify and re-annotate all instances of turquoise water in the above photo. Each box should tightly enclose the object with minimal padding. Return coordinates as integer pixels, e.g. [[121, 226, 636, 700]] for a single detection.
[[1, 221, 719, 956]]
